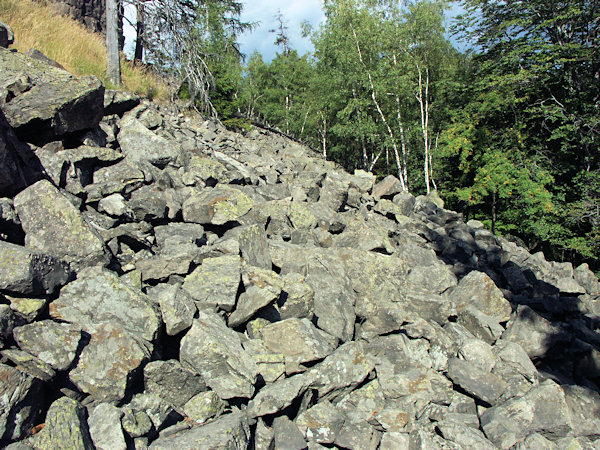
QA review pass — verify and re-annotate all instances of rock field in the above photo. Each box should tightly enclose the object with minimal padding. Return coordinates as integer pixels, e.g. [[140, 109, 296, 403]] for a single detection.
[[1, 43, 600, 449]]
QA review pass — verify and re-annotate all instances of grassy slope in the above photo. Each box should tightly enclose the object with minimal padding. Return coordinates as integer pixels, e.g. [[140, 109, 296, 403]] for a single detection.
[[0, 0, 169, 100]]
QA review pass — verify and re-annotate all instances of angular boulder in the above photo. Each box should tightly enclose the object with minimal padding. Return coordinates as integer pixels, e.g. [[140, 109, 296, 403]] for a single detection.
[[49, 266, 161, 343], [0, 47, 104, 143], [13, 180, 108, 269], [180, 311, 258, 399], [0, 241, 71, 295]]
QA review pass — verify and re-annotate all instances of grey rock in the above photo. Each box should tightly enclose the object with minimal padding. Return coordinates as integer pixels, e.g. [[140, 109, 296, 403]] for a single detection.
[[449, 270, 512, 322], [144, 360, 207, 410], [149, 411, 250, 450], [32, 397, 94, 450], [0, 304, 18, 346], [104, 90, 140, 116], [50, 266, 160, 343], [91, 160, 147, 197], [379, 432, 410, 450], [0, 48, 104, 143], [501, 305, 564, 358], [0, 112, 27, 197], [182, 185, 254, 225], [436, 422, 496, 449], [121, 408, 153, 438], [154, 223, 204, 250], [180, 311, 258, 399], [0, 363, 43, 442], [237, 224, 272, 269], [228, 285, 278, 328], [98, 193, 132, 218], [296, 401, 344, 444], [563, 385, 600, 439], [405, 262, 457, 295], [181, 254, 242, 312], [457, 306, 504, 344], [480, 380, 572, 448], [273, 416, 307, 450], [1, 349, 56, 381], [446, 358, 508, 405], [182, 391, 226, 424], [88, 403, 126, 450], [127, 185, 170, 221], [117, 116, 178, 168], [279, 273, 314, 320], [13, 320, 81, 371], [372, 175, 403, 199], [147, 284, 195, 336], [6, 295, 46, 323], [69, 323, 150, 403], [492, 341, 538, 382], [260, 318, 337, 367], [242, 339, 286, 383], [247, 371, 316, 418], [335, 420, 381, 450], [309, 341, 375, 400], [128, 393, 178, 432], [136, 248, 197, 282], [13, 180, 108, 269], [255, 419, 275, 450], [512, 433, 558, 449], [0, 241, 71, 296]]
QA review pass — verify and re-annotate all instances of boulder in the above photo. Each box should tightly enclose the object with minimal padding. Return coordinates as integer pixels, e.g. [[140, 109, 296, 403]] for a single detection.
[[117, 116, 178, 168], [180, 311, 258, 399], [143, 360, 207, 410], [31, 397, 94, 449], [13, 180, 108, 269], [260, 318, 337, 367], [0, 241, 71, 295], [148, 412, 250, 449], [0, 363, 43, 442], [181, 254, 242, 312], [0, 48, 104, 143], [480, 380, 572, 448], [49, 266, 161, 343], [88, 403, 127, 450], [69, 323, 150, 403], [12, 320, 81, 371], [182, 185, 254, 225], [449, 270, 512, 322]]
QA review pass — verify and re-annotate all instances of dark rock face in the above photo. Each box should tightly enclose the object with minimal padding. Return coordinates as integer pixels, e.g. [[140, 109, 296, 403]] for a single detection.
[[0, 22, 14, 48], [0, 48, 104, 144], [0, 52, 599, 449]]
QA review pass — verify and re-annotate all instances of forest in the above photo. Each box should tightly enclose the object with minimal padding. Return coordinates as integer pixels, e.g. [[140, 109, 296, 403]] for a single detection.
[[126, 0, 599, 272]]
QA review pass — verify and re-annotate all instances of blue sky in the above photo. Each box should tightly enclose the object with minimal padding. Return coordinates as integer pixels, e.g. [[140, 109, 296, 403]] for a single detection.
[[124, 1, 465, 62]]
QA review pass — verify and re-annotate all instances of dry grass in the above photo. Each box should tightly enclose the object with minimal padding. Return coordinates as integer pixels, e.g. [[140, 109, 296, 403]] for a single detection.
[[0, 0, 169, 100]]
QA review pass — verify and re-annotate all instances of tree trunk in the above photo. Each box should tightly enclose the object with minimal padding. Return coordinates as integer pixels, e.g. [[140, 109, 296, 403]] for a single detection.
[[491, 191, 497, 235], [106, 0, 121, 86], [134, 1, 144, 64]]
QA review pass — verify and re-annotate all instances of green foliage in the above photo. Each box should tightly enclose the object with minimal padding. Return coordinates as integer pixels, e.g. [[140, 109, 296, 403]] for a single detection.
[[444, 0, 600, 267]]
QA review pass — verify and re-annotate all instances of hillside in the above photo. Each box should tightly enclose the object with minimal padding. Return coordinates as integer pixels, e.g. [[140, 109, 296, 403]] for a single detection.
[[0, 0, 168, 99], [1, 36, 600, 449]]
